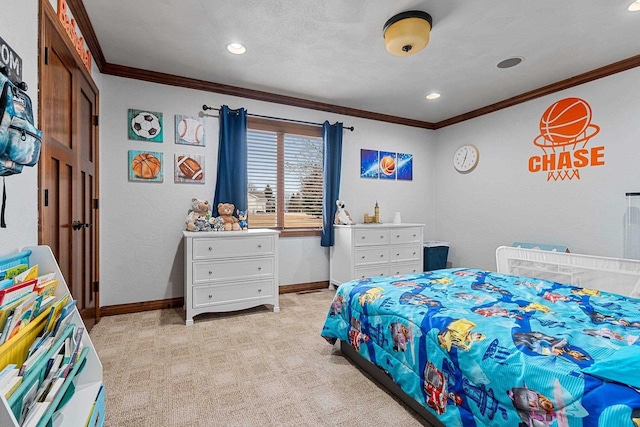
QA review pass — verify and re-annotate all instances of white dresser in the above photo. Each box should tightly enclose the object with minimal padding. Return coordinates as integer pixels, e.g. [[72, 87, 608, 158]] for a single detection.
[[330, 223, 424, 287], [183, 229, 280, 325]]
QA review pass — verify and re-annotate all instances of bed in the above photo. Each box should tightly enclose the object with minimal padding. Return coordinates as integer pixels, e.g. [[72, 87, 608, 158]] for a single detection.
[[321, 247, 640, 427]]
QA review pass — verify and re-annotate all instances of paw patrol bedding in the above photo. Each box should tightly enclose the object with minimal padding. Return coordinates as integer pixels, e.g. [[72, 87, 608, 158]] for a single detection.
[[321, 269, 640, 427]]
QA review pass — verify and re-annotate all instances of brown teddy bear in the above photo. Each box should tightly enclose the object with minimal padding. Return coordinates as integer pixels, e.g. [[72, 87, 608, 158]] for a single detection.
[[217, 203, 240, 231], [185, 198, 211, 231]]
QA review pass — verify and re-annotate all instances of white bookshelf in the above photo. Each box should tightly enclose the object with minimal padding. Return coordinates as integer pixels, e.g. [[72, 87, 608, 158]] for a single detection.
[[0, 245, 104, 427]]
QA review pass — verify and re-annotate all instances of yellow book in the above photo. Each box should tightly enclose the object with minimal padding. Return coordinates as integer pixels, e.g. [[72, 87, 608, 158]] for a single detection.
[[0, 293, 32, 332], [2, 375, 22, 398]]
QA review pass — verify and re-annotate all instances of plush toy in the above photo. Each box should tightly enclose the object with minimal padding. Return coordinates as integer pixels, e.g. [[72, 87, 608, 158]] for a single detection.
[[237, 210, 248, 230], [185, 198, 211, 231], [217, 203, 240, 231], [334, 200, 354, 225], [209, 216, 225, 232]]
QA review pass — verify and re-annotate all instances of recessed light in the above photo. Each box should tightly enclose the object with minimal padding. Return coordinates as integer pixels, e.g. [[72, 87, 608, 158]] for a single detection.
[[227, 43, 246, 55], [497, 57, 524, 69], [629, 1, 640, 11], [426, 93, 441, 100]]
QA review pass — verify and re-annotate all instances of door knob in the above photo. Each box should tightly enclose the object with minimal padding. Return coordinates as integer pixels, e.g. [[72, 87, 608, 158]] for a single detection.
[[72, 221, 91, 230]]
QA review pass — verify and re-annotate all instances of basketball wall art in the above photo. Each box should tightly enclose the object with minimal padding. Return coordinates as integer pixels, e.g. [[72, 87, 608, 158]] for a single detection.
[[129, 150, 163, 183], [360, 149, 412, 181], [175, 115, 205, 146], [175, 154, 205, 184], [529, 97, 604, 182], [128, 109, 163, 142]]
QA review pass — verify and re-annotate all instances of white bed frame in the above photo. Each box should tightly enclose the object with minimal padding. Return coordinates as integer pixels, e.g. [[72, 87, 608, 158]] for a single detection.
[[496, 246, 640, 298]]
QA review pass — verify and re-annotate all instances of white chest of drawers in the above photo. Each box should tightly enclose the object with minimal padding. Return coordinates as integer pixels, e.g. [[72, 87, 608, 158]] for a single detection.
[[183, 229, 280, 325], [329, 224, 424, 287]]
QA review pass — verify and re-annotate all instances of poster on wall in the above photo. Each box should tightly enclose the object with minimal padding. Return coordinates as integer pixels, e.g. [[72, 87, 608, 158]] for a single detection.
[[128, 109, 163, 142], [360, 149, 379, 178], [379, 151, 397, 180], [175, 115, 205, 146], [128, 150, 163, 183], [397, 153, 413, 181], [174, 154, 205, 184]]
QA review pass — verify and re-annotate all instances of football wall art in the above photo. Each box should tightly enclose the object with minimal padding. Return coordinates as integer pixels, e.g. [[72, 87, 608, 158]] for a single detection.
[[175, 154, 205, 184], [175, 115, 205, 146], [128, 109, 163, 142], [129, 150, 164, 183], [360, 149, 413, 181]]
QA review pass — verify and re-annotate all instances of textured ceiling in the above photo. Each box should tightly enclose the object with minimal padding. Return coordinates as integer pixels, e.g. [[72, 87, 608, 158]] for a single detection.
[[82, 0, 640, 123]]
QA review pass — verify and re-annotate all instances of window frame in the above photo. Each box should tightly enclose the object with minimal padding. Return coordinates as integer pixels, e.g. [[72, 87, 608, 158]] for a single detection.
[[247, 117, 323, 238]]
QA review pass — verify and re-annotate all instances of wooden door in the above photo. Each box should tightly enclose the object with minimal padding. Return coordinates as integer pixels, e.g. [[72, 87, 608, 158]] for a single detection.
[[39, 6, 100, 329]]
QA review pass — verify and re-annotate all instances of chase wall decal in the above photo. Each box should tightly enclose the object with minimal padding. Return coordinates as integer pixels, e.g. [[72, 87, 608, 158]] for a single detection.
[[529, 97, 604, 181]]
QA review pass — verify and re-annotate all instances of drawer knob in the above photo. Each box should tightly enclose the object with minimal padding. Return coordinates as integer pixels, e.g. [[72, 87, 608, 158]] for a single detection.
[[258, 288, 262, 293], [361, 236, 365, 239], [413, 252, 416, 255], [396, 253, 400, 256], [361, 256, 365, 259], [258, 267, 262, 271], [380, 235, 384, 239], [380, 254, 384, 258], [258, 244, 262, 248], [397, 235, 400, 238], [208, 246, 212, 251], [413, 234, 416, 237], [208, 271, 213, 275], [208, 294, 213, 299]]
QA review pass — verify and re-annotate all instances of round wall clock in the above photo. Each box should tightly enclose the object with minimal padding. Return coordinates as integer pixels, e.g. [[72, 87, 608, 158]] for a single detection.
[[453, 144, 479, 173]]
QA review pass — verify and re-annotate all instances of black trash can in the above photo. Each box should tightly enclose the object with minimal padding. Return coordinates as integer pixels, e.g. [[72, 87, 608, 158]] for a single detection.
[[423, 241, 450, 271]]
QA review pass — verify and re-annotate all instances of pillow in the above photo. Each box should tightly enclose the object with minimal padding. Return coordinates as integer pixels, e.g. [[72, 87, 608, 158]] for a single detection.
[[582, 345, 640, 388]]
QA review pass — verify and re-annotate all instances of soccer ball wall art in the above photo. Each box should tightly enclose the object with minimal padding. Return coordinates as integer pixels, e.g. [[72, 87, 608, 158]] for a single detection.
[[128, 109, 163, 142]]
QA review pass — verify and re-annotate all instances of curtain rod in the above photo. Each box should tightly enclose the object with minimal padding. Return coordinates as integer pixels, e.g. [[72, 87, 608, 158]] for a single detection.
[[202, 105, 354, 131]]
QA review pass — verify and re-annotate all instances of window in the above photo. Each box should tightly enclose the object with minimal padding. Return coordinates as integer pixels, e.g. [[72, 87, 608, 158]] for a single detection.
[[247, 118, 324, 231]]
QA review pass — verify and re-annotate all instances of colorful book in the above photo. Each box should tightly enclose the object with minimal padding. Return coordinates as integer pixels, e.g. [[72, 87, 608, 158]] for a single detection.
[[1, 375, 22, 398], [13, 265, 38, 284], [0, 263, 28, 280], [0, 278, 37, 306], [44, 294, 69, 336], [0, 292, 32, 333], [5, 293, 42, 341]]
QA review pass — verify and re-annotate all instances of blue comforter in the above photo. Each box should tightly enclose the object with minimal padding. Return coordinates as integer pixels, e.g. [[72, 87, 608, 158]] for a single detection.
[[321, 269, 640, 427]]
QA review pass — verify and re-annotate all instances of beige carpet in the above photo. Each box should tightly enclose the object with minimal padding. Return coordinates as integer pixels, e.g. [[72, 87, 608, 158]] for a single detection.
[[89, 289, 426, 426]]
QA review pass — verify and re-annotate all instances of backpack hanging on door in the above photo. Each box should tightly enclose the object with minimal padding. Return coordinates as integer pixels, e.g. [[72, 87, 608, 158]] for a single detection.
[[0, 69, 43, 227]]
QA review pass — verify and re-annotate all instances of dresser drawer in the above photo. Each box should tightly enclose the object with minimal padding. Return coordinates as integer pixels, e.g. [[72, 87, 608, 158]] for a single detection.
[[389, 244, 421, 263], [193, 257, 274, 284], [354, 265, 389, 280], [192, 235, 274, 260], [355, 247, 388, 266], [389, 262, 422, 276], [354, 228, 389, 246], [389, 227, 422, 245], [192, 279, 274, 308]]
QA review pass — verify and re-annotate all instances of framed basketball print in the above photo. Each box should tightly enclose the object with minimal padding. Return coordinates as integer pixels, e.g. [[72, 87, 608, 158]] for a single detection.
[[379, 151, 397, 180], [397, 153, 413, 180], [128, 109, 163, 142], [175, 154, 205, 184], [129, 150, 163, 182], [175, 115, 205, 146], [360, 149, 379, 178]]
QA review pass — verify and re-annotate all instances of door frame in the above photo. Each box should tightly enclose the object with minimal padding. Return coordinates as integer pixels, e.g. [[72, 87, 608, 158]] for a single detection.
[[38, 0, 101, 323]]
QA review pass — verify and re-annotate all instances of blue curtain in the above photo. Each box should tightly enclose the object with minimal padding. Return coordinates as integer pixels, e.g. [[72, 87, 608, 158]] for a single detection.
[[321, 121, 344, 247], [213, 105, 248, 216]]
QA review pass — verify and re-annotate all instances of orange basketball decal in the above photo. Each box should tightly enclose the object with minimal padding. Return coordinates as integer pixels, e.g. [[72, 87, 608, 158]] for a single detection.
[[380, 155, 396, 175], [530, 97, 603, 181]]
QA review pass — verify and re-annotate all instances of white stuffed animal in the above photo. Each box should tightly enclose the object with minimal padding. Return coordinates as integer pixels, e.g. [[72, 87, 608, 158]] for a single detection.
[[334, 200, 354, 225]]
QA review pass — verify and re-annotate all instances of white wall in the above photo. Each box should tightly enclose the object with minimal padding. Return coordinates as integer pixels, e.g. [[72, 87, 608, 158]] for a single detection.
[[0, 1, 39, 257], [99, 75, 436, 305], [434, 67, 640, 270]]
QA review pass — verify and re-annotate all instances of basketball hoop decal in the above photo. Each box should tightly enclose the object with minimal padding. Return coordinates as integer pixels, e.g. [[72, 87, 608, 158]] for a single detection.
[[529, 97, 604, 181]]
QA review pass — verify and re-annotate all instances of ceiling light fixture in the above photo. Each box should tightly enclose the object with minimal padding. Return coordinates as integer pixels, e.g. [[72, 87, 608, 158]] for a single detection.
[[629, 1, 640, 11], [426, 93, 441, 100], [383, 11, 433, 56], [497, 57, 524, 69], [227, 43, 246, 55]]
